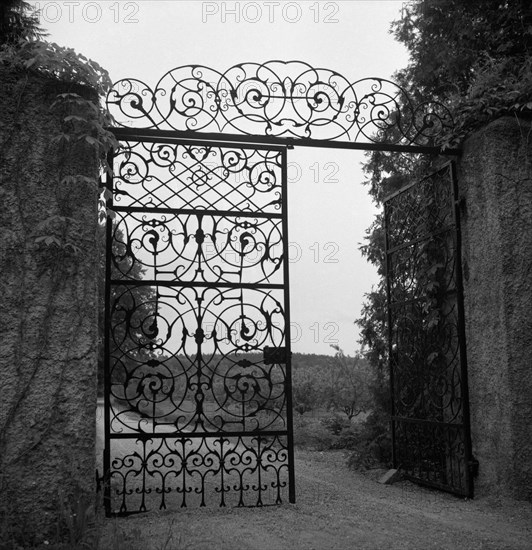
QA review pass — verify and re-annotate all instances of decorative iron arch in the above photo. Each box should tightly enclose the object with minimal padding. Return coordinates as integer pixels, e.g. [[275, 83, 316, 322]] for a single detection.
[[106, 60, 458, 153], [101, 61, 468, 515]]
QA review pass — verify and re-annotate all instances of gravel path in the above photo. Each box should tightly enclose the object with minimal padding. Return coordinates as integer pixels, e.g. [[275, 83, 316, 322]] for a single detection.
[[97, 449, 532, 550]]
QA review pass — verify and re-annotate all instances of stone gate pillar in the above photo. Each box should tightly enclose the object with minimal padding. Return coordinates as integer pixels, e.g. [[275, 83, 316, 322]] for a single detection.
[[0, 68, 99, 543], [459, 116, 532, 501]]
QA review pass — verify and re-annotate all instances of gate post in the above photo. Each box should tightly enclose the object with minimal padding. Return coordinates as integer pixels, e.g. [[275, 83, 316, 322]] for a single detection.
[[458, 116, 532, 501], [0, 68, 99, 543]]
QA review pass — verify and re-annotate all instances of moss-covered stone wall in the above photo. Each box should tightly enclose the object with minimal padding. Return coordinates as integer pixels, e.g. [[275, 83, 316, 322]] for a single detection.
[[460, 116, 532, 501], [0, 68, 99, 543]]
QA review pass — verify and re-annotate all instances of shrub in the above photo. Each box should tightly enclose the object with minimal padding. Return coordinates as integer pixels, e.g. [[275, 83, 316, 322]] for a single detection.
[[320, 413, 351, 436], [293, 416, 336, 451], [345, 410, 392, 469], [331, 426, 359, 450]]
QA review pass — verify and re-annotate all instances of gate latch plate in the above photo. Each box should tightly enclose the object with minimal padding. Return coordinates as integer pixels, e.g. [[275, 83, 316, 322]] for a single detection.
[[263, 346, 289, 365]]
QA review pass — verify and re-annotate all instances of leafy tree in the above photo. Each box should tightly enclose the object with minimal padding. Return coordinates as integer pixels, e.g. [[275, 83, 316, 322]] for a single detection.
[[391, 0, 532, 147], [291, 351, 373, 419], [392, 0, 532, 96], [292, 364, 323, 415], [358, 0, 532, 380], [360, 0, 532, 205], [0, 0, 45, 46], [355, 0, 532, 466], [324, 347, 373, 420]]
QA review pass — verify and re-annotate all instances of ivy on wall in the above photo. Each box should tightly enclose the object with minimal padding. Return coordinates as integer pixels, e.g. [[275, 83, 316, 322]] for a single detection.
[[0, 5, 117, 543], [0, 0, 118, 226], [353, 0, 532, 468]]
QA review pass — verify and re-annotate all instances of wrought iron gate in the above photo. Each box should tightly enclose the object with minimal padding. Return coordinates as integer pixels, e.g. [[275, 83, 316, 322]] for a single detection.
[[384, 162, 474, 497], [103, 136, 294, 515]]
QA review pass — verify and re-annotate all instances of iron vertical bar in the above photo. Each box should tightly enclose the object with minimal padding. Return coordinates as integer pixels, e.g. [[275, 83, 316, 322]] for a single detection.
[[103, 149, 114, 517], [281, 147, 296, 504], [449, 161, 475, 498], [383, 202, 397, 469]]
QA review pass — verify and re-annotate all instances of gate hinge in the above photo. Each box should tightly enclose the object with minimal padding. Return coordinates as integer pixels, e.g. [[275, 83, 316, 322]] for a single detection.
[[468, 457, 479, 478], [95, 469, 105, 492]]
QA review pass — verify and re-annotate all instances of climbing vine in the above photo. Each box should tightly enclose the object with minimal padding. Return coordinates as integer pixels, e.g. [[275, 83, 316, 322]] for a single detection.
[[0, 7, 117, 541], [353, 0, 532, 469], [1, 36, 117, 224]]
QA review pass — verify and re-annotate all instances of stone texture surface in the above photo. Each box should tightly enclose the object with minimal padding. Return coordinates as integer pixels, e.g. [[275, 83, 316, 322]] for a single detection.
[[0, 68, 99, 542], [459, 116, 532, 501]]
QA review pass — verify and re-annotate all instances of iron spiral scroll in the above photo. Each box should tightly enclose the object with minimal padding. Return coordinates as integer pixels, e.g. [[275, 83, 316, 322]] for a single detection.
[[384, 164, 473, 497], [106, 60, 454, 147], [104, 138, 294, 514]]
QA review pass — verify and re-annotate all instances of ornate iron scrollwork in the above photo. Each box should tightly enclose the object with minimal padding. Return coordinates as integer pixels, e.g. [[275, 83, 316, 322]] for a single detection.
[[384, 163, 473, 497], [106, 60, 453, 147], [104, 139, 294, 515]]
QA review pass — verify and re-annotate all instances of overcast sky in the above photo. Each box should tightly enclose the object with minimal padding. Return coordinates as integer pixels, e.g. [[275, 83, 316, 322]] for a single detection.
[[31, 0, 410, 355]]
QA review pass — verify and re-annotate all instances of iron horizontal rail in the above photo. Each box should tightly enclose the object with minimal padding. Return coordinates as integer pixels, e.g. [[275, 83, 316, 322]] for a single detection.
[[110, 280, 285, 289], [386, 225, 455, 255], [109, 430, 290, 439], [111, 205, 283, 219], [109, 126, 462, 155], [392, 416, 465, 430], [388, 287, 458, 309], [109, 501, 284, 517], [110, 127, 292, 152], [400, 472, 469, 497], [383, 161, 455, 203]]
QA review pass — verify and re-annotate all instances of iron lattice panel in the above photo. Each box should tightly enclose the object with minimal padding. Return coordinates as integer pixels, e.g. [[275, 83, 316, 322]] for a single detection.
[[104, 139, 294, 515], [384, 163, 473, 497], [112, 140, 284, 213]]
